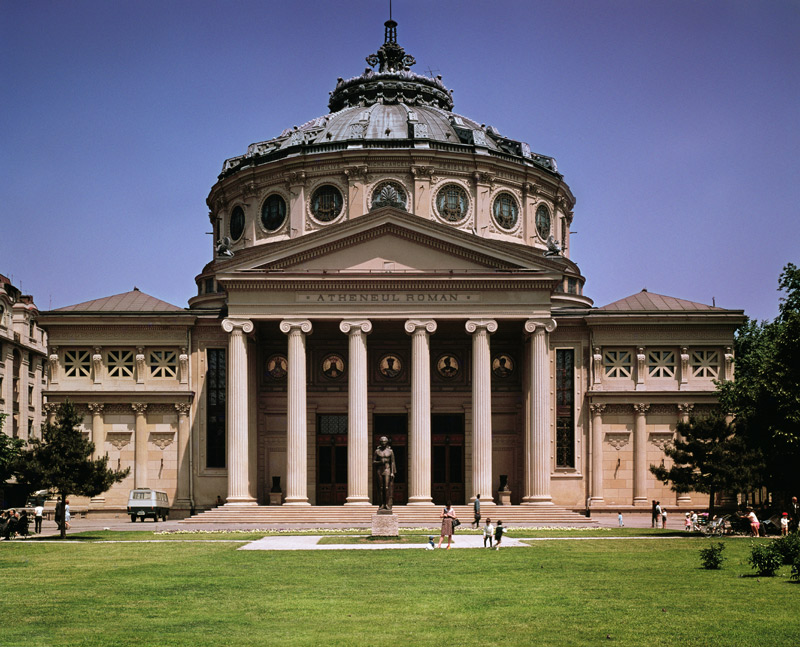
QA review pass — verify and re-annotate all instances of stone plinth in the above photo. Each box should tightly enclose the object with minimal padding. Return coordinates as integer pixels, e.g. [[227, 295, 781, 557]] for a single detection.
[[498, 491, 512, 506], [371, 513, 399, 537], [269, 492, 282, 506]]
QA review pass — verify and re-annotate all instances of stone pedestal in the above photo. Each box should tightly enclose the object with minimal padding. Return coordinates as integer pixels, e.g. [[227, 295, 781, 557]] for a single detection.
[[371, 513, 399, 537], [498, 491, 512, 506], [269, 492, 283, 506]]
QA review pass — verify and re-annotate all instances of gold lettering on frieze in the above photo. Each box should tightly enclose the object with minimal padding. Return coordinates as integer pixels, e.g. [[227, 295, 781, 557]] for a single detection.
[[296, 293, 480, 303]]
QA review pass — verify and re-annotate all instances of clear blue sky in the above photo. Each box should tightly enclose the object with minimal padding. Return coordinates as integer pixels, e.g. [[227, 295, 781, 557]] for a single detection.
[[2, 0, 798, 321]]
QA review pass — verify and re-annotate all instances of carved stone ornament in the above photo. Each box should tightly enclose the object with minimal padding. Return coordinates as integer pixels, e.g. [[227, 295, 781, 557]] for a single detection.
[[87, 403, 104, 415], [339, 320, 373, 336], [724, 346, 734, 381], [649, 432, 675, 452], [92, 347, 103, 383], [680, 347, 690, 383], [465, 319, 498, 335], [404, 319, 438, 335], [47, 350, 59, 382], [677, 403, 695, 416], [636, 347, 646, 384], [523, 318, 557, 335], [179, 348, 189, 384], [605, 433, 630, 451], [279, 319, 313, 335], [174, 403, 191, 417], [222, 319, 255, 335], [633, 403, 650, 415], [589, 403, 606, 415], [131, 402, 148, 415], [592, 347, 603, 384], [150, 432, 175, 450], [135, 347, 146, 384], [106, 431, 132, 450]]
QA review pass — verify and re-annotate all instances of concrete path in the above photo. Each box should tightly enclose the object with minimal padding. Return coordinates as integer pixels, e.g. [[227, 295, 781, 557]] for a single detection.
[[238, 534, 526, 551]]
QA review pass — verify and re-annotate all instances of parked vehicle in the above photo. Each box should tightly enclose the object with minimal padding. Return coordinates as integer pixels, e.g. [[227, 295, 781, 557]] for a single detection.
[[126, 489, 169, 522]]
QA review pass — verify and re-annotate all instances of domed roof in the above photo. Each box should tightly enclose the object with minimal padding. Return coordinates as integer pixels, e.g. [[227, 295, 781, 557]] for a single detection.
[[219, 20, 557, 179]]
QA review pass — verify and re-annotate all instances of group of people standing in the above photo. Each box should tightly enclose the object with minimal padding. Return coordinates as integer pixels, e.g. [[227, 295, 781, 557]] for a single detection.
[[0, 509, 30, 539], [651, 501, 668, 528], [437, 495, 505, 549]]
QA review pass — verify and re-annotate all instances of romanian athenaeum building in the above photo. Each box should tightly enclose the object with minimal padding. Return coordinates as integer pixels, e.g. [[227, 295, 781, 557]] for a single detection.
[[18, 21, 744, 521]]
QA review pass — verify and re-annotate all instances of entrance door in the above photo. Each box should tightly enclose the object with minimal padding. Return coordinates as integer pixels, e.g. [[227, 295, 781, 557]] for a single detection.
[[317, 414, 347, 505], [372, 414, 407, 505], [432, 414, 465, 505]]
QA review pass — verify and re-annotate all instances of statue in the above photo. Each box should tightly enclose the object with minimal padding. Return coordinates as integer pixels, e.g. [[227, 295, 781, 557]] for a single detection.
[[373, 436, 396, 511]]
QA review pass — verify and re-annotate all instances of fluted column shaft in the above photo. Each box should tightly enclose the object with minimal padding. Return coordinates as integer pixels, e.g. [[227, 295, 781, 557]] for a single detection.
[[633, 403, 650, 506], [404, 319, 437, 505], [281, 320, 312, 505], [341, 320, 372, 505], [175, 403, 191, 506], [466, 319, 497, 503], [676, 404, 693, 504], [523, 319, 556, 505], [132, 403, 148, 488], [89, 403, 105, 504], [590, 403, 605, 504], [222, 318, 256, 505]]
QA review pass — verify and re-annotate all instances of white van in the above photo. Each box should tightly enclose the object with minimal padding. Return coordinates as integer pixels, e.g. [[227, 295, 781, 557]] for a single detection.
[[126, 489, 170, 522]]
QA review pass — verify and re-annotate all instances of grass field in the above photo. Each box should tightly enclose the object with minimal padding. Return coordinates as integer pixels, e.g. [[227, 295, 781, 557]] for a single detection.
[[1, 533, 798, 646]]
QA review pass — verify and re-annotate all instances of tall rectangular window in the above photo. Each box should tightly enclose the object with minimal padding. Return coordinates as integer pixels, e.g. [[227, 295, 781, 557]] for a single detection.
[[556, 348, 575, 468], [206, 348, 226, 468]]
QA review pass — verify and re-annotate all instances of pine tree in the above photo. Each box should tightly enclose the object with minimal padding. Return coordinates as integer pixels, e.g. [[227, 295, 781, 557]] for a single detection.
[[16, 401, 129, 538], [650, 413, 764, 517]]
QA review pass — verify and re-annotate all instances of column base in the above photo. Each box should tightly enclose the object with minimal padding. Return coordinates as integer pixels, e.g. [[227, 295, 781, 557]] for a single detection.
[[283, 498, 311, 506], [633, 497, 649, 507], [224, 498, 258, 506], [521, 496, 554, 506], [406, 497, 434, 506], [676, 495, 692, 504], [344, 497, 372, 506], [589, 497, 605, 506]]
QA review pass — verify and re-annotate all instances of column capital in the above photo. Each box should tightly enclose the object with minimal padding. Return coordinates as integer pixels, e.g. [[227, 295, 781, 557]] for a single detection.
[[131, 402, 148, 415], [88, 403, 105, 414], [524, 318, 557, 334], [404, 319, 437, 335], [633, 403, 650, 415], [465, 319, 498, 335], [279, 319, 312, 335], [677, 403, 694, 414], [43, 402, 59, 414], [222, 318, 254, 334], [339, 319, 372, 335], [589, 403, 606, 415], [174, 402, 191, 416]]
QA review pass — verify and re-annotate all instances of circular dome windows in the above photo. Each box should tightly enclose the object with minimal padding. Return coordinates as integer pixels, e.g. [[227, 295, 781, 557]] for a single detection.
[[535, 204, 551, 240], [229, 206, 245, 241], [261, 194, 287, 232], [492, 192, 519, 230], [310, 185, 344, 222], [435, 184, 469, 223]]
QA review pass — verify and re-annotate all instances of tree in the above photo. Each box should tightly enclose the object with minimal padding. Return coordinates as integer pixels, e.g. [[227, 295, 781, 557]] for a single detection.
[[15, 401, 129, 538], [0, 413, 25, 485], [717, 263, 800, 500], [650, 413, 764, 517]]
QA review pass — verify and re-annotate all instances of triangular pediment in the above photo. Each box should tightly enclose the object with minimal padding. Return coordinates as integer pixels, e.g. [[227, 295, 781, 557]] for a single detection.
[[215, 209, 568, 275]]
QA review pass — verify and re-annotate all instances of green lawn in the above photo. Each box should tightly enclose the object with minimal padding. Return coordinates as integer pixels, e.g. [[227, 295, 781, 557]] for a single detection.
[[1, 536, 797, 646]]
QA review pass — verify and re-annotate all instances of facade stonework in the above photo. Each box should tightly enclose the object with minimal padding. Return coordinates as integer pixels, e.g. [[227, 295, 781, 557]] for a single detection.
[[32, 22, 744, 518]]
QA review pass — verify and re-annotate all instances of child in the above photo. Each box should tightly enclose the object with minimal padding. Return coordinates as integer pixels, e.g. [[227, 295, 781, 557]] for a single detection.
[[494, 520, 505, 550], [781, 512, 789, 536], [618, 511, 624, 527], [426, 535, 435, 550], [685, 512, 692, 532], [483, 518, 495, 548]]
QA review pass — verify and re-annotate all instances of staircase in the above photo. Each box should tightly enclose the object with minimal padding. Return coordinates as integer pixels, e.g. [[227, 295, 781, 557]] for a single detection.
[[180, 504, 597, 527]]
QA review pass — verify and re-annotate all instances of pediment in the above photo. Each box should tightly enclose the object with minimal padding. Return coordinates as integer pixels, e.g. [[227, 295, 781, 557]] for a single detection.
[[218, 210, 564, 274]]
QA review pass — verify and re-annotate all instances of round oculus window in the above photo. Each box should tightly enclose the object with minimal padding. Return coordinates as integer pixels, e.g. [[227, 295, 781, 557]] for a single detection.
[[230, 206, 245, 241], [435, 184, 469, 222], [492, 192, 519, 230], [371, 181, 407, 211], [310, 185, 343, 222], [261, 194, 287, 232], [535, 204, 551, 240]]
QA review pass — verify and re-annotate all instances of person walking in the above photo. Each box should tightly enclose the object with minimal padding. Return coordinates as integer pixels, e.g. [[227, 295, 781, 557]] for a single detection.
[[483, 518, 495, 548], [651, 500, 658, 528], [661, 507, 668, 529], [618, 511, 624, 527], [437, 501, 458, 550], [34, 504, 43, 534], [472, 494, 481, 528], [494, 520, 505, 550], [64, 500, 71, 530]]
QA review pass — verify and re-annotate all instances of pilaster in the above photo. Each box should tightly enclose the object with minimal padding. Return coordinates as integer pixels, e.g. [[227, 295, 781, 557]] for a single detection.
[[633, 403, 650, 506]]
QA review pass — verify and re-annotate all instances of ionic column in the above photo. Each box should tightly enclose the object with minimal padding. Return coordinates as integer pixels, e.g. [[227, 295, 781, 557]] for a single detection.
[[219, 319, 256, 505], [404, 319, 437, 505], [88, 403, 105, 504], [676, 403, 694, 505], [132, 403, 148, 488], [340, 319, 372, 505], [280, 319, 313, 505], [466, 319, 497, 504], [523, 318, 556, 505], [175, 403, 192, 508], [633, 403, 650, 506], [589, 403, 606, 505]]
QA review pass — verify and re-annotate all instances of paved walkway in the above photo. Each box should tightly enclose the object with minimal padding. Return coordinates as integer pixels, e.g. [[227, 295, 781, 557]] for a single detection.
[[238, 534, 526, 551]]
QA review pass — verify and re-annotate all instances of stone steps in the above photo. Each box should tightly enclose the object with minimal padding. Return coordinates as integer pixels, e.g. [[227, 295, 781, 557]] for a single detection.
[[180, 504, 597, 526]]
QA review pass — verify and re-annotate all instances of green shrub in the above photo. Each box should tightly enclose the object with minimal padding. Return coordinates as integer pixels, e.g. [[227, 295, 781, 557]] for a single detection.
[[772, 532, 800, 565], [699, 542, 726, 569], [748, 541, 783, 576], [791, 555, 800, 582]]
